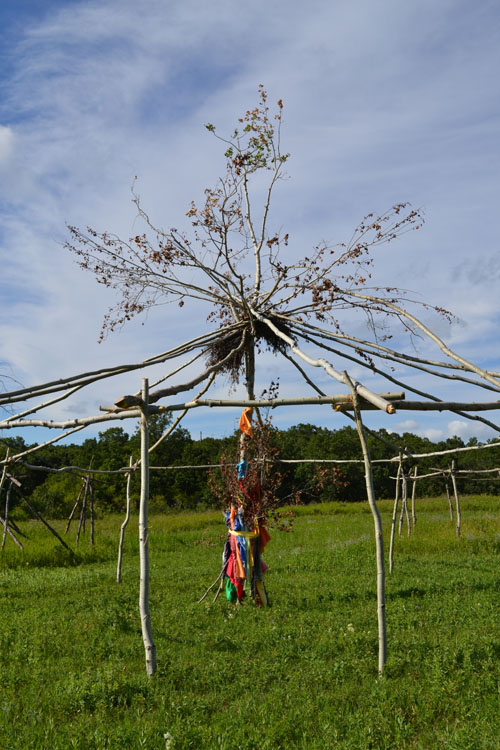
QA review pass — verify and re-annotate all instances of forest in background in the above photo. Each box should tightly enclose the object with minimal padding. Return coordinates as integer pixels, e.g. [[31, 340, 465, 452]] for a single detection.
[[3, 417, 499, 519]]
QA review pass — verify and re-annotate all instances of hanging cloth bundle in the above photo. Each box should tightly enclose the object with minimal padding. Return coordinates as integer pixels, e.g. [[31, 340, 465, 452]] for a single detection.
[[223, 408, 269, 606]]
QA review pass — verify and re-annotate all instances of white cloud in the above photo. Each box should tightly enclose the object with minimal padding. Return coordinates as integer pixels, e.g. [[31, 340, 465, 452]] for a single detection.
[[0, 125, 14, 163], [396, 420, 420, 432], [1, 0, 500, 441]]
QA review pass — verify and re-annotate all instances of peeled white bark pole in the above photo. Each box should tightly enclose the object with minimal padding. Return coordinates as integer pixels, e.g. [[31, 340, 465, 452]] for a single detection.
[[389, 458, 402, 574], [117, 456, 133, 583], [345, 373, 387, 675], [139, 379, 157, 676]]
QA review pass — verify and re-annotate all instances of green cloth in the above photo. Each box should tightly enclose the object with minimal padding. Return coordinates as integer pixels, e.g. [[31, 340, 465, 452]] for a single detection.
[[225, 579, 237, 603]]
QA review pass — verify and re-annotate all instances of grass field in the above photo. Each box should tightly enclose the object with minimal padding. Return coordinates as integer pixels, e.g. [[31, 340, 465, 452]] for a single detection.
[[0, 496, 499, 749]]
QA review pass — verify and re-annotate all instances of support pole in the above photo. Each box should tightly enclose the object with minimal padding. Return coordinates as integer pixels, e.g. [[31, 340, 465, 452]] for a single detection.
[[445, 477, 454, 520], [139, 379, 157, 676], [344, 372, 386, 675], [411, 465, 418, 530], [117, 456, 133, 584], [389, 455, 402, 573], [450, 460, 461, 538], [1, 482, 13, 551]]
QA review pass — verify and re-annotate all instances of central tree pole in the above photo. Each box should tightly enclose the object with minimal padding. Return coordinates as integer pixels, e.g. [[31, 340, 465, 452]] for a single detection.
[[139, 378, 157, 676]]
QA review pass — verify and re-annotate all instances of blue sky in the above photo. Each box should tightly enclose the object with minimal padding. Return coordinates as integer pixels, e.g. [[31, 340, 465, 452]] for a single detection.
[[1, 0, 500, 446]]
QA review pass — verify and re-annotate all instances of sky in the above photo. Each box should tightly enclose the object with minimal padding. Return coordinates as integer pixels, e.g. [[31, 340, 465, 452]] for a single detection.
[[0, 0, 500, 447]]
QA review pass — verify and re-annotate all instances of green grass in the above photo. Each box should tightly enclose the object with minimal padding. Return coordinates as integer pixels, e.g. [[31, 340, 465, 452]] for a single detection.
[[1, 496, 499, 749]]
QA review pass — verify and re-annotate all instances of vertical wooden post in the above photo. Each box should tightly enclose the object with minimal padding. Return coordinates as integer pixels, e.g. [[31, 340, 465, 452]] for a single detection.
[[345, 373, 386, 675], [89, 480, 95, 546], [399, 468, 410, 536], [1, 482, 12, 551], [0, 450, 10, 551], [411, 465, 418, 530], [389, 455, 402, 573], [139, 379, 157, 676], [445, 476, 454, 520], [450, 460, 461, 538], [117, 456, 133, 584]]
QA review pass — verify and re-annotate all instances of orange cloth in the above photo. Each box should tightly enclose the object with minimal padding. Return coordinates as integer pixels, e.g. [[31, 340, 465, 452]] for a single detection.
[[239, 407, 253, 437]]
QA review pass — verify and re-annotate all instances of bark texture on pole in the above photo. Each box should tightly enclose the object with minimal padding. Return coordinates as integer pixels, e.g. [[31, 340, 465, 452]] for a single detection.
[[139, 379, 157, 676], [344, 372, 387, 675]]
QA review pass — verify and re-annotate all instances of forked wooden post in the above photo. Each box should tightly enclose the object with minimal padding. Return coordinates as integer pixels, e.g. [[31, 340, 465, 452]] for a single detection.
[[344, 373, 387, 675], [139, 379, 157, 676]]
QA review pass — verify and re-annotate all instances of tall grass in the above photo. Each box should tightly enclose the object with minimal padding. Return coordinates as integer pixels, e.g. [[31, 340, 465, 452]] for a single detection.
[[0, 496, 499, 748]]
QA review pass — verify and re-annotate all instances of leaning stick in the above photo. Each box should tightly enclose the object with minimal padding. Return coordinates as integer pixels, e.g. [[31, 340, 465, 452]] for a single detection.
[[0, 323, 244, 407], [0, 513, 23, 550], [65, 482, 84, 533], [444, 478, 453, 520], [117, 457, 133, 584], [0, 383, 86, 427], [115, 332, 246, 408], [291, 320, 500, 393], [278, 314, 500, 378], [295, 327, 500, 434], [347, 292, 500, 390], [251, 310, 396, 413], [344, 372, 386, 675], [450, 460, 461, 537], [76, 475, 89, 545], [198, 563, 228, 604], [21, 493, 71, 551]]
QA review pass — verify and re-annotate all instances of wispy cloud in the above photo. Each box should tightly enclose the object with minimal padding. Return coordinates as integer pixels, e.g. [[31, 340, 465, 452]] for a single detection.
[[1, 0, 500, 440]]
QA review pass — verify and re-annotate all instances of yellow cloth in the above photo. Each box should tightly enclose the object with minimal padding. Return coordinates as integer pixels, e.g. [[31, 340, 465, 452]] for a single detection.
[[228, 528, 259, 539]]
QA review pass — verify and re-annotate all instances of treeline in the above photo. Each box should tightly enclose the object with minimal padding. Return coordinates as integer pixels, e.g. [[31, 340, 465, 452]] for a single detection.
[[3, 416, 500, 518]]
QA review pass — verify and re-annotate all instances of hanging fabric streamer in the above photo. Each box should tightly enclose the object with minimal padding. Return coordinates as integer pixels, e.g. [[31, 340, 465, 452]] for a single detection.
[[222, 408, 269, 606]]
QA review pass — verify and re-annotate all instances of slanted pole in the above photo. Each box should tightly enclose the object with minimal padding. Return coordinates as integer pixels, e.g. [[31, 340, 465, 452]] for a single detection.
[[345, 373, 386, 675], [444, 476, 454, 520], [138, 379, 157, 676], [450, 460, 461, 537]]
